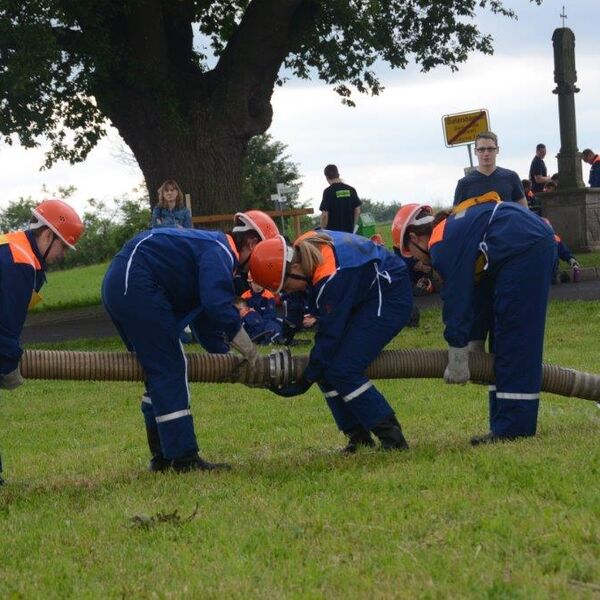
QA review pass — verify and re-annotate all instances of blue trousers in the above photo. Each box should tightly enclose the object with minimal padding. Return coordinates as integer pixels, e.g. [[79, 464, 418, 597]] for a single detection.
[[102, 258, 199, 460], [318, 278, 413, 432], [486, 242, 556, 437]]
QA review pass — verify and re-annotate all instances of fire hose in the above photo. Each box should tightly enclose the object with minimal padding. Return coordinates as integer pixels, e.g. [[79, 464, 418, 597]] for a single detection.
[[19, 348, 600, 403]]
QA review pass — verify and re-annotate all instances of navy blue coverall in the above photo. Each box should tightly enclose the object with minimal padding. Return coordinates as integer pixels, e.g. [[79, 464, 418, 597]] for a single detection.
[[0, 230, 47, 477], [102, 228, 241, 460], [429, 200, 556, 438], [301, 231, 413, 433]]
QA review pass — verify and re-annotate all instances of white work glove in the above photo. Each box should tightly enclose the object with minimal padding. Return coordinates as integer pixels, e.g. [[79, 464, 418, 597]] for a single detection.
[[0, 367, 24, 391], [568, 258, 580, 268], [444, 346, 470, 384], [230, 327, 258, 370], [467, 340, 486, 353]]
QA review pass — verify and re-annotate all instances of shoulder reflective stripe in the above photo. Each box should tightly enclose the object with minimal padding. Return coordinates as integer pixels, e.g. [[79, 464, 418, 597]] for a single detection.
[[315, 270, 338, 309], [343, 381, 373, 402], [215, 239, 235, 268], [554, 234, 561, 243], [593, 156, 600, 164], [312, 244, 337, 283], [155, 409, 192, 423], [452, 191, 501, 215], [428, 220, 446, 249], [262, 290, 275, 299], [124, 233, 154, 295], [241, 290, 252, 299], [496, 392, 540, 400]]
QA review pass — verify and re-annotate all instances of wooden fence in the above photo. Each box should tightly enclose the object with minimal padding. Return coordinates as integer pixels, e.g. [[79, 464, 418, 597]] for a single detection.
[[191, 208, 314, 238]]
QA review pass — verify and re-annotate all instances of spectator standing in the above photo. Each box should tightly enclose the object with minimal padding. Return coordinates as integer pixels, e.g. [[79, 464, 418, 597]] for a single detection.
[[454, 132, 527, 207], [582, 149, 600, 187], [529, 143, 551, 193], [152, 180, 192, 228], [319, 164, 361, 233]]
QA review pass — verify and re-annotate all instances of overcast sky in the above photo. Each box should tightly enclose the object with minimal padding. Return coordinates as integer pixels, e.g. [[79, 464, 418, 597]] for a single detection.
[[2, 0, 599, 215]]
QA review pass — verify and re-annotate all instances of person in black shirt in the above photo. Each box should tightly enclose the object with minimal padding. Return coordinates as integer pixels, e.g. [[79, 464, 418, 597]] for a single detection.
[[529, 143, 551, 194], [319, 164, 361, 233]]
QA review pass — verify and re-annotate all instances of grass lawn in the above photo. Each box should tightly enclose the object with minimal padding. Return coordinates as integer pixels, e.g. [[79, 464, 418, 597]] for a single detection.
[[33, 262, 109, 313], [1, 301, 599, 597]]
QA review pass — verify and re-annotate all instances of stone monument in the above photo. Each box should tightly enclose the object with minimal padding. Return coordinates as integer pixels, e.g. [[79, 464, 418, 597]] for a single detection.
[[540, 24, 600, 251]]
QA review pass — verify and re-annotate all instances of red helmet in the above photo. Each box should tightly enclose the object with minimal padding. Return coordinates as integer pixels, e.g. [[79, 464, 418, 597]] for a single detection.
[[391, 204, 434, 257], [248, 235, 294, 293], [232, 210, 279, 241], [31, 199, 84, 249]]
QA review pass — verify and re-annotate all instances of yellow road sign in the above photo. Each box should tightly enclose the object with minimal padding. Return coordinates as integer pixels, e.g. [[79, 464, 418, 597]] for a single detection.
[[442, 109, 490, 147]]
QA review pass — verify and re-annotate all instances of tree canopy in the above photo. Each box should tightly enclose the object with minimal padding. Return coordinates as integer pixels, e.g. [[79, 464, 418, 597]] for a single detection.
[[0, 0, 542, 213]]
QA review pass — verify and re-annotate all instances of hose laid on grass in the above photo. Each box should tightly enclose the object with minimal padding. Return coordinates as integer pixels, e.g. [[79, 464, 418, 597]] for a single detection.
[[19, 348, 600, 403]]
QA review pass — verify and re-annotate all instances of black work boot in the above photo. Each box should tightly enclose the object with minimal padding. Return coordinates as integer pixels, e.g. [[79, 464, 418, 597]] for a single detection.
[[470, 432, 517, 446], [372, 415, 409, 451], [146, 425, 170, 472], [342, 426, 376, 453], [170, 453, 231, 473]]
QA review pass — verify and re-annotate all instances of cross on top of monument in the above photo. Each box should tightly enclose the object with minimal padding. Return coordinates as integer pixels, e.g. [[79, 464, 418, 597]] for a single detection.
[[560, 5, 567, 27]]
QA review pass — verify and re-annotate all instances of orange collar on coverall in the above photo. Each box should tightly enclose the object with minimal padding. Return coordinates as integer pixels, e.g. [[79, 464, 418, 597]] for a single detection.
[[0, 231, 44, 309]]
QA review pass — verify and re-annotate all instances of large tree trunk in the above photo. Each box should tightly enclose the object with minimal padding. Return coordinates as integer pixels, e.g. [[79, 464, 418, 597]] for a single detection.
[[115, 115, 249, 217], [83, 0, 317, 218]]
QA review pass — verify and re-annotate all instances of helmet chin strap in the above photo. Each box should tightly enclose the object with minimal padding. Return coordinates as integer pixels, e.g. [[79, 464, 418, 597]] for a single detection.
[[409, 239, 431, 262], [42, 232, 59, 262]]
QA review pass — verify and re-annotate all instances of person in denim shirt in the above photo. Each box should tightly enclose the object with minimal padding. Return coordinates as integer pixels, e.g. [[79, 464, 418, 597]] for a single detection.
[[151, 179, 192, 228]]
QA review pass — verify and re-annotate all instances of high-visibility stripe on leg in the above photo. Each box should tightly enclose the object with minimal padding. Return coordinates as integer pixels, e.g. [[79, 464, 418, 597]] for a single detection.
[[324, 390, 339, 398], [141, 394, 152, 405], [343, 381, 373, 402], [155, 409, 192, 424], [496, 392, 539, 401], [179, 339, 191, 404]]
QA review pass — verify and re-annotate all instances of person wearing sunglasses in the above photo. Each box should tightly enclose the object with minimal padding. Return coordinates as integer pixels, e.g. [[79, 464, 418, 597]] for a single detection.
[[454, 131, 527, 208], [249, 231, 414, 453]]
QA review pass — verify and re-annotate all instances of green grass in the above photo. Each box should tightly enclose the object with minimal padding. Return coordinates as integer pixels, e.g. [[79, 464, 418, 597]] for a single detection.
[[33, 262, 109, 313], [2, 301, 600, 597]]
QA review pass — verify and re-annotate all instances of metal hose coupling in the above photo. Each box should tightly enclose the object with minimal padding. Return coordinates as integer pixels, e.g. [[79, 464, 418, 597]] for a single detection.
[[19, 348, 600, 403]]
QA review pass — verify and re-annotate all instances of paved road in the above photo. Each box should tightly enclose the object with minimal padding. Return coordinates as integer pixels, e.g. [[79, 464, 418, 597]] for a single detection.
[[22, 278, 600, 345]]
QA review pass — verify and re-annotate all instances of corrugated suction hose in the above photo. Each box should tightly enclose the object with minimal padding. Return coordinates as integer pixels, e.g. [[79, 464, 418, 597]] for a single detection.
[[19, 348, 600, 402]]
